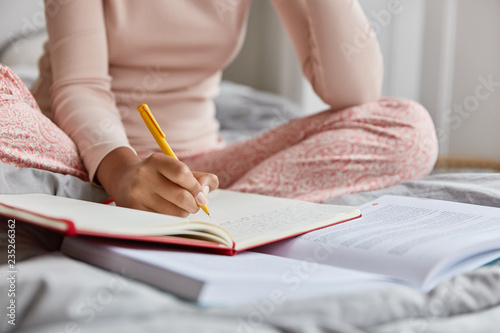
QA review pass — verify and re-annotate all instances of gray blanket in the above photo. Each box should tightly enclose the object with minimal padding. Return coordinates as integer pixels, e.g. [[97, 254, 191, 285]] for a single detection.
[[1, 163, 500, 333]]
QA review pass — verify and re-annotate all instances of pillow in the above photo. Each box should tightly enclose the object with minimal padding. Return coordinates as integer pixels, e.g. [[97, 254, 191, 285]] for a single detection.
[[0, 64, 88, 181]]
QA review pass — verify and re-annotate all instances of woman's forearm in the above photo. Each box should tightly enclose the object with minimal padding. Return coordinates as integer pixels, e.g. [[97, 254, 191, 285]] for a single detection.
[[271, 0, 384, 109], [95, 147, 141, 198]]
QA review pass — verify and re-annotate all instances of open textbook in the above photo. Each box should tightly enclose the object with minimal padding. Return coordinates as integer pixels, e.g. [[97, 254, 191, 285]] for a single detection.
[[257, 195, 500, 291], [61, 195, 500, 306], [0, 190, 360, 255]]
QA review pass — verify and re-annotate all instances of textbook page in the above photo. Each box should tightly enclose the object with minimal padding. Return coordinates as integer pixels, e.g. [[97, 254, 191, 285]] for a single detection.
[[256, 195, 500, 290]]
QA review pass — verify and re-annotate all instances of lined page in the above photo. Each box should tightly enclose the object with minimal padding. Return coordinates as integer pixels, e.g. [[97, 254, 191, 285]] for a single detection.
[[189, 190, 360, 249]]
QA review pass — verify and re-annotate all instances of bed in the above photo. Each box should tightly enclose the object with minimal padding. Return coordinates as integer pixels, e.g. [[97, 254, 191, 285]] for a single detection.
[[2, 6, 500, 332], [1, 79, 500, 332]]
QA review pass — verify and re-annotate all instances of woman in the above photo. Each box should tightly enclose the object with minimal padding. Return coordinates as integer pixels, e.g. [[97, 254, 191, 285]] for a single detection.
[[30, 0, 438, 216]]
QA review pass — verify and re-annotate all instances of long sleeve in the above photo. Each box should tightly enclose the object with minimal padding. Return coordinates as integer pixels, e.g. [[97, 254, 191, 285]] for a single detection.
[[270, 0, 384, 110], [43, 0, 133, 182]]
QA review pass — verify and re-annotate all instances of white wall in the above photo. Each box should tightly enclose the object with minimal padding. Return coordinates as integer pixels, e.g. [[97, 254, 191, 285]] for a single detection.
[[223, 0, 500, 161], [422, 0, 500, 159], [222, 1, 304, 106], [0, 0, 45, 43], [0, 0, 47, 87]]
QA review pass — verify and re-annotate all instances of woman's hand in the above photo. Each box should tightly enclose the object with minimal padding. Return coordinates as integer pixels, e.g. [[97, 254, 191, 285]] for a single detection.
[[96, 147, 219, 217]]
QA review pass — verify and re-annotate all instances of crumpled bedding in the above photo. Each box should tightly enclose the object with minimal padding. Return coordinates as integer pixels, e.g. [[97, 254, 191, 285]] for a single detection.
[[1, 82, 500, 332], [1, 164, 500, 333]]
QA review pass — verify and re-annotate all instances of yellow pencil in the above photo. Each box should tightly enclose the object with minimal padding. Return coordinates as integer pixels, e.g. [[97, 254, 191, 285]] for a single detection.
[[137, 103, 210, 216]]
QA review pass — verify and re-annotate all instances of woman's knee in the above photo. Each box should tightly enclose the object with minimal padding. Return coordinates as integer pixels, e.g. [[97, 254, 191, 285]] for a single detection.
[[379, 98, 439, 179]]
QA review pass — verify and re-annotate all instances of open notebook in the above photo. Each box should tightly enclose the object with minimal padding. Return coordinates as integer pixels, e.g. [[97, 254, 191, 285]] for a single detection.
[[0, 189, 360, 255]]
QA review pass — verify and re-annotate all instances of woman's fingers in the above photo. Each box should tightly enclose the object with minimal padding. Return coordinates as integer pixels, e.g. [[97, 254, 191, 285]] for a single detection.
[[98, 149, 218, 216], [150, 154, 209, 210], [193, 171, 219, 194], [141, 192, 192, 218], [125, 164, 198, 215]]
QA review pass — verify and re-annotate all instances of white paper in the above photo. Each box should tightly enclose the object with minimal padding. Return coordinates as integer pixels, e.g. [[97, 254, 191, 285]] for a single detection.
[[257, 195, 500, 289]]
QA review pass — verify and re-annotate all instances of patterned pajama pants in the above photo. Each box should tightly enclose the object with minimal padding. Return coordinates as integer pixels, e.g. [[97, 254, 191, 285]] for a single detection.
[[182, 98, 438, 202]]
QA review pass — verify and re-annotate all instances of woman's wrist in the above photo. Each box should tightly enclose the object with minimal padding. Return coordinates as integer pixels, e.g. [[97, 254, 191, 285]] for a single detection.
[[95, 147, 140, 198]]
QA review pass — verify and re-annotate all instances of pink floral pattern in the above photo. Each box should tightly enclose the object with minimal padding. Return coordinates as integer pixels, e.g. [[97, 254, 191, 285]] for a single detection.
[[182, 98, 438, 202], [0, 65, 88, 180]]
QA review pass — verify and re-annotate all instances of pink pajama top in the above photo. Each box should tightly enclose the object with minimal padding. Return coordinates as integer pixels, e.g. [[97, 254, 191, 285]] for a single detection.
[[33, 0, 383, 181]]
